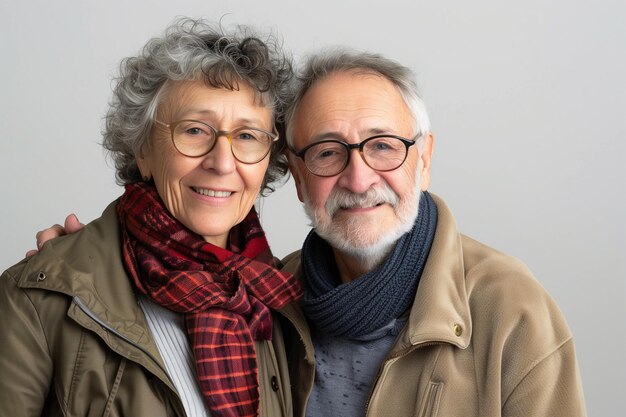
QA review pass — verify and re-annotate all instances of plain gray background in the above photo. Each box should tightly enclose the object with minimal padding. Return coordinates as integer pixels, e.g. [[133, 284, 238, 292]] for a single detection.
[[1, 1, 624, 415]]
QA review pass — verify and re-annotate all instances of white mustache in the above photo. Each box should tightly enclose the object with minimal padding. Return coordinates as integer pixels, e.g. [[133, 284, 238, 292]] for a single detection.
[[325, 185, 400, 217]]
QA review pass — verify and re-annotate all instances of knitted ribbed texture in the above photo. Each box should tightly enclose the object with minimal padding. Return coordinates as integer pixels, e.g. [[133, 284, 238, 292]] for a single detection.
[[300, 192, 437, 337]]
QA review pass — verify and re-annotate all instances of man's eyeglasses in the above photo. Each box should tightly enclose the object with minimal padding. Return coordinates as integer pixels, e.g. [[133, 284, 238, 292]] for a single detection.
[[290, 134, 420, 177], [155, 119, 278, 164]]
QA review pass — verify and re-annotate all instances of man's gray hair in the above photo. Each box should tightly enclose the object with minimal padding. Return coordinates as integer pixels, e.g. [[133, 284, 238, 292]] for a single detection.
[[284, 48, 431, 148], [103, 17, 293, 193]]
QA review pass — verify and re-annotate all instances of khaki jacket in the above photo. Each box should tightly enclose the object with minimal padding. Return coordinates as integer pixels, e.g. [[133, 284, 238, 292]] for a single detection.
[[0, 201, 294, 417], [281, 195, 587, 417]]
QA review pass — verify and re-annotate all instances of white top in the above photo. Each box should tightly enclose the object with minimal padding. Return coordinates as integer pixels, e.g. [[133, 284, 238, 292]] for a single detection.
[[138, 295, 210, 417]]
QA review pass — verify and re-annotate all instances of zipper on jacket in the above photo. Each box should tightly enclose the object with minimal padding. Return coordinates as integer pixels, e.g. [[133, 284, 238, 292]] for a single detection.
[[72, 296, 170, 381], [73, 297, 192, 416], [364, 341, 444, 416]]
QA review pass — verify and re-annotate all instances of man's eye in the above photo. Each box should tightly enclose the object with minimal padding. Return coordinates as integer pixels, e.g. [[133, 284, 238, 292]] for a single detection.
[[373, 142, 392, 150], [318, 149, 338, 158], [310, 147, 344, 161]]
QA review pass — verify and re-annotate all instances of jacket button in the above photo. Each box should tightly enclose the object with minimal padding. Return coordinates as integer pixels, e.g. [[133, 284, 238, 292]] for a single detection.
[[453, 323, 463, 337], [271, 376, 279, 392], [37, 271, 46, 281]]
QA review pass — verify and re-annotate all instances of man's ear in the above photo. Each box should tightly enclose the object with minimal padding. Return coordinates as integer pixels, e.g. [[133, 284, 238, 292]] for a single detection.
[[287, 155, 305, 202], [419, 132, 434, 191]]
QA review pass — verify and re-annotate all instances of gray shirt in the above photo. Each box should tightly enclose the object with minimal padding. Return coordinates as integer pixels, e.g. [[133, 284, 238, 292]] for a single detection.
[[305, 316, 407, 417]]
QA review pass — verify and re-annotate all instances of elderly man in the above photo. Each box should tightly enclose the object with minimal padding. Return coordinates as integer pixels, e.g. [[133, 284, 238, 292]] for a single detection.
[[279, 50, 587, 417], [29, 50, 586, 417]]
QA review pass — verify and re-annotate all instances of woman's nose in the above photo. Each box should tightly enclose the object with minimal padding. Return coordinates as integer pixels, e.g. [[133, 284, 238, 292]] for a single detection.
[[201, 135, 236, 174]]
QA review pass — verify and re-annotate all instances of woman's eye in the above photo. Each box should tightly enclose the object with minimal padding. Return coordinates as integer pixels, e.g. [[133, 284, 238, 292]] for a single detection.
[[175, 121, 212, 137], [186, 127, 207, 135], [236, 131, 259, 141]]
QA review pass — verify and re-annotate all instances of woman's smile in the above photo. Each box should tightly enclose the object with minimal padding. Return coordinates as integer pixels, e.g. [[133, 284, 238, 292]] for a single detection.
[[191, 186, 233, 198]]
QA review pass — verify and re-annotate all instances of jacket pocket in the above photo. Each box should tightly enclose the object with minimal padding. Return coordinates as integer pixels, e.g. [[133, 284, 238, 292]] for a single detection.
[[416, 381, 443, 417]]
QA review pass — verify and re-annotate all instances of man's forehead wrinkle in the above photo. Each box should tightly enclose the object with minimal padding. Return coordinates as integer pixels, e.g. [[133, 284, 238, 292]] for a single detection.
[[300, 102, 399, 133], [294, 70, 413, 146], [301, 116, 397, 144]]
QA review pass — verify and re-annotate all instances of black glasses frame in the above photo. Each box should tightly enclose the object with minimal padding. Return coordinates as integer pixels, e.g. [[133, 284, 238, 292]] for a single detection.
[[290, 134, 419, 177]]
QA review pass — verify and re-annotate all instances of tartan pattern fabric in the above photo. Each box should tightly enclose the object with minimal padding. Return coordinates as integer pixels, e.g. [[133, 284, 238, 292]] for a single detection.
[[116, 182, 302, 417]]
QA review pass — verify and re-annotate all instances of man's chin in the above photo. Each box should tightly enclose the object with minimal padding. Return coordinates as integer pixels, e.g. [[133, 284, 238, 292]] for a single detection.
[[316, 224, 404, 269], [340, 240, 398, 272]]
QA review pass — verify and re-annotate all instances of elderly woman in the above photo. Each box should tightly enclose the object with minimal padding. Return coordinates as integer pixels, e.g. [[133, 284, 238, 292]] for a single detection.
[[0, 19, 305, 417]]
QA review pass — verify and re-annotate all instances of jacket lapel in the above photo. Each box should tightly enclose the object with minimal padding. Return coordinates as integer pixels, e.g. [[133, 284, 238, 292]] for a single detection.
[[392, 194, 472, 353], [17, 201, 174, 391]]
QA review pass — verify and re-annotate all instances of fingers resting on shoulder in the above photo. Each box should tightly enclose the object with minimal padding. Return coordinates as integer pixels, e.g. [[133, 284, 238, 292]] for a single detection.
[[25, 214, 85, 257], [64, 213, 84, 234]]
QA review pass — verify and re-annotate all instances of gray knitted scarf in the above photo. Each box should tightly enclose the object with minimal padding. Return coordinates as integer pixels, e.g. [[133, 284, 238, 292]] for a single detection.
[[300, 192, 438, 338]]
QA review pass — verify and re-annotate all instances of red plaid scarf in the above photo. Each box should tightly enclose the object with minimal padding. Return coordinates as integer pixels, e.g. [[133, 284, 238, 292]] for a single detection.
[[116, 182, 302, 417]]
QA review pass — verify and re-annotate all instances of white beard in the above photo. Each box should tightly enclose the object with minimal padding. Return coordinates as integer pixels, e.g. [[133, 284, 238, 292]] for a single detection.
[[301, 173, 421, 271]]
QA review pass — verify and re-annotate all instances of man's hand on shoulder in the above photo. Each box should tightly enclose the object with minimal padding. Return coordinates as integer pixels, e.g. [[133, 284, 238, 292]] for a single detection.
[[25, 214, 85, 257]]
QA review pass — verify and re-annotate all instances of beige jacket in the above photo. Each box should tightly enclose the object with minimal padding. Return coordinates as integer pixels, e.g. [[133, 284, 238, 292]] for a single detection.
[[281, 195, 587, 417], [0, 201, 294, 417]]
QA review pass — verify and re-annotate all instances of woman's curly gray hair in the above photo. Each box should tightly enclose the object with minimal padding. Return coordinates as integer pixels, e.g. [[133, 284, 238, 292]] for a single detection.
[[103, 18, 293, 194]]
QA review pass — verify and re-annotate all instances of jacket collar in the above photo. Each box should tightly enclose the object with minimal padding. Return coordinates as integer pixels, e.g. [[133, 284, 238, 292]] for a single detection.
[[17, 201, 162, 357], [392, 194, 472, 352], [278, 301, 316, 364]]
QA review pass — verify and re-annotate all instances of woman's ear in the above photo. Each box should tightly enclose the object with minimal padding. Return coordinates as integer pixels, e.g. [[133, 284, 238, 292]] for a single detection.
[[136, 146, 153, 181]]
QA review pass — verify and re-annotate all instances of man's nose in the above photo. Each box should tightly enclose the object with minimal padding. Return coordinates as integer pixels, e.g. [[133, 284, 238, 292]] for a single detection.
[[336, 149, 380, 193]]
